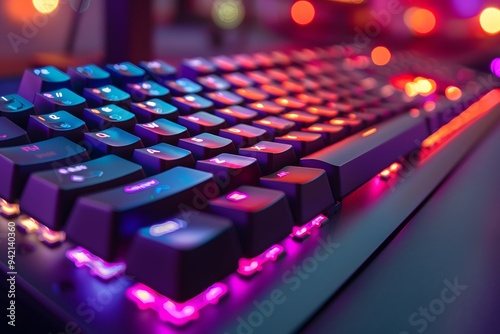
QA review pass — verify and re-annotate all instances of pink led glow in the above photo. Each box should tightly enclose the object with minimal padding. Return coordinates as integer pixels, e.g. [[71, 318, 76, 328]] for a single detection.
[[277, 171, 290, 178], [237, 244, 285, 276], [290, 214, 328, 239], [126, 282, 228, 326], [491, 58, 500, 77], [226, 191, 248, 202], [66, 247, 126, 280]]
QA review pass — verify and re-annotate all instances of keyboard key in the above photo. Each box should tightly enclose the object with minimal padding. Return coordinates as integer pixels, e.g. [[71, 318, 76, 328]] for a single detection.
[[139, 60, 177, 82], [65, 167, 218, 261], [302, 123, 348, 145], [33, 88, 87, 117], [329, 117, 364, 134], [105, 62, 146, 89], [214, 106, 258, 126], [133, 143, 195, 175], [83, 85, 131, 109], [269, 51, 291, 67], [204, 90, 244, 108], [125, 80, 171, 102], [245, 71, 272, 85], [27, 111, 88, 142], [171, 94, 214, 114], [234, 87, 270, 102], [196, 153, 261, 193], [20, 155, 145, 230], [18, 66, 71, 102], [218, 124, 270, 148], [0, 137, 89, 202], [223, 72, 254, 88], [208, 185, 294, 257], [252, 53, 274, 68], [280, 111, 319, 128], [83, 104, 137, 132], [0, 94, 35, 127], [179, 57, 216, 79], [273, 96, 307, 110], [178, 133, 236, 160], [260, 166, 334, 224], [282, 80, 306, 95], [295, 92, 323, 105], [246, 100, 285, 117], [211, 55, 239, 72], [67, 65, 111, 94], [285, 67, 306, 80], [196, 75, 231, 91], [239, 141, 296, 174], [0, 117, 30, 148], [233, 54, 258, 71], [126, 212, 240, 302], [300, 113, 429, 199], [259, 84, 288, 98], [83, 127, 143, 159], [177, 111, 227, 135], [134, 118, 189, 146], [274, 131, 324, 157], [129, 99, 178, 123], [164, 78, 202, 96], [305, 106, 339, 121], [265, 68, 289, 82], [252, 116, 294, 137]]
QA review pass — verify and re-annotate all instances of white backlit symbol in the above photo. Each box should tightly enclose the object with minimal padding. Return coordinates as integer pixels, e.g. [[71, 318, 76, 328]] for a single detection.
[[96, 133, 110, 138], [210, 158, 226, 164], [101, 107, 113, 112], [253, 145, 265, 151], [55, 92, 63, 98], [101, 87, 112, 93], [49, 114, 60, 120], [149, 219, 186, 236], [191, 137, 203, 143], [143, 122, 159, 129], [147, 149, 161, 154]]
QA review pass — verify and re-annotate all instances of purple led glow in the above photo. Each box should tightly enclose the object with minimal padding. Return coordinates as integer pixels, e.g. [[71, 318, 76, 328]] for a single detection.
[[126, 282, 228, 326], [491, 58, 500, 77], [124, 179, 159, 194], [452, 0, 482, 18], [237, 244, 285, 276], [226, 191, 248, 202], [290, 214, 328, 239], [66, 247, 126, 280]]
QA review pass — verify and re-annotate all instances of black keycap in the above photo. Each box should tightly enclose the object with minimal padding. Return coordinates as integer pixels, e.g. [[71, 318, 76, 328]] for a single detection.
[[65, 167, 219, 261], [83, 127, 143, 159], [33, 88, 87, 117], [300, 113, 429, 199], [126, 80, 171, 102], [302, 123, 348, 145], [178, 133, 236, 160], [252, 116, 294, 137], [18, 66, 71, 102], [274, 131, 325, 157], [126, 212, 241, 302], [83, 85, 131, 109], [129, 99, 178, 123], [83, 104, 137, 132], [329, 117, 365, 134], [260, 166, 334, 224], [239, 141, 297, 174], [164, 78, 202, 96], [0, 137, 89, 202], [0, 117, 30, 148], [133, 143, 195, 175], [280, 111, 319, 129], [139, 60, 177, 82], [67, 65, 111, 94], [218, 124, 270, 148], [105, 62, 146, 89], [134, 118, 189, 146], [171, 94, 214, 114], [209, 185, 294, 257], [27, 111, 88, 142], [214, 106, 258, 126], [177, 111, 227, 135], [246, 100, 285, 117], [0, 94, 35, 127], [20, 155, 145, 230]]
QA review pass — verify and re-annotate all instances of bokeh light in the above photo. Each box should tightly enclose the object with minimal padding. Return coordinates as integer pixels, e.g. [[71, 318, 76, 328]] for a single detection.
[[371, 46, 391, 66], [32, 0, 59, 14], [212, 0, 245, 29], [445, 86, 463, 101], [491, 58, 500, 77], [479, 7, 500, 35], [291, 1, 315, 25], [452, 0, 482, 18], [404, 7, 437, 35]]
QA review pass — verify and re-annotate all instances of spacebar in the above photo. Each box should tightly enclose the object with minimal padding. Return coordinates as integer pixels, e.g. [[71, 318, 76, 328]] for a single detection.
[[300, 113, 429, 199]]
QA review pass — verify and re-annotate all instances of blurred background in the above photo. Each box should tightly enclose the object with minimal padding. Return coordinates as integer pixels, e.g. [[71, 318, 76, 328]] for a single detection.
[[0, 0, 499, 77]]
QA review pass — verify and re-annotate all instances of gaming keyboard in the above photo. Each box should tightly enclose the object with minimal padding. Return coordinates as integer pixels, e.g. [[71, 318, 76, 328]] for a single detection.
[[1, 45, 499, 334]]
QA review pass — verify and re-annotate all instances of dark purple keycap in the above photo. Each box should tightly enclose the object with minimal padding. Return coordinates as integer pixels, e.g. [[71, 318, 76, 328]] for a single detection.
[[67, 65, 111, 94], [83, 104, 137, 132], [171, 94, 214, 114], [179, 57, 216, 80], [274, 131, 324, 158], [0, 94, 35, 127], [27, 111, 88, 142], [105, 62, 146, 89], [0, 117, 30, 148], [125, 80, 171, 102], [129, 99, 178, 123], [252, 116, 295, 137], [196, 75, 231, 91], [83, 127, 143, 159], [239, 141, 297, 174], [218, 123, 270, 148], [164, 78, 202, 96], [204, 90, 244, 108], [139, 60, 177, 83], [178, 132, 236, 160], [134, 118, 189, 146], [33, 88, 87, 117], [302, 123, 348, 145], [246, 100, 285, 117], [18, 66, 71, 102], [133, 143, 195, 175], [83, 85, 131, 109], [177, 111, 227, 135], [214, 105, 258, 126]]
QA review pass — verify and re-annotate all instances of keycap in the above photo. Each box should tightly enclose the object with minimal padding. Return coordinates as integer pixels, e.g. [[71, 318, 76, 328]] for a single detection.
[[218, 124, 270, 148], [211, 55, 239, 72], [280, 111, 319, 128], [305, 106, 339, 121], [196, 153, 261, 193], [233, 54, 258, 71], [139, 60, 177, 82], [204, 90, 243, 108], [329, 117, 364, 134], [0, 137, 89, 202], [129, 99, 178, 123], [252, 116, 294, 137], [0, 94, 35, 127], [20, 155, 145, 230], [260, 166, 334, 224], [177, 111, 227, 135], [214, 106, 258, 126], [164, 78, 202, 96], [83, 104, 137, 132], [126, 81, 171, 102], [133, 143, 195, 175], [208, 185, 294, 257], [295, 93, 323, 106], [300, 113, 429, 199], [223, 72, 254, 88], [273, 96, 307, 110], [245, 71, 272, 85], [18, 66, 71, 102], [134, 118, 189, 146], [178, 133, 236, 160], [33, 88, 87, 117], [265, 68, 289, 82], [83, 127, 143, 159], [302, 123, 348, 145], [234, 87, 270, 102], [246, 100, 285, 117], [105, 62, 146, 89], [27, 111, 88, 142], [83, 85, 131, 109], [196, 75, 231, 91], [179, 57, 216, 79], [67, 65, 111, 94], [269, 51, 291, 67], [126, 212, 241, 302], [0, 117, 30, 148], [259, 84, 288, 98], [252, 53, 274, 68], [239, 141, 297, 174], [274, 131, 324, 157], [171, 94, 214, 114], [65, 167, 219, 261]]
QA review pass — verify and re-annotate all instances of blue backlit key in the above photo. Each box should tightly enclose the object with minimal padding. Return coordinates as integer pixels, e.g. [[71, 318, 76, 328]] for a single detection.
[[83, 85, 131, 109], [139, 60, 177, 82], [27, 111, 88, 142], [83, 104, 137, 132], [218, 123, 270, 148], [129, 99, 178, 123], [20, 155, 145, 230], [177, 111, 227, 135], [164, 78, 202, 96], [204, 90, 243, 108], [171, 94, 214, 114], [0, 94, 35, 127], [105, 62, 146, 89], [0, 137, 89, 202], [133, 143, 195, 175], [209, 185, 294, 257], [179, 57, 216, 79], [214, 106, 258, 126], [65, 167, 219, 261], [126, 212, 241, 302], [67, 65, 111, 94], [18, 66, 71, 102], [83, 127, 143, 159], [134, 118, 189, 146], [126, 80, 171, 102], [0, 117, 30, 148], [33, 88, 87, 117], [178, 133, 236, 160], [239, 141, 297, 174]]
